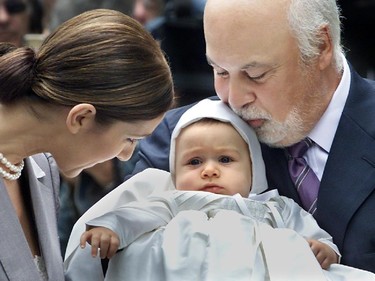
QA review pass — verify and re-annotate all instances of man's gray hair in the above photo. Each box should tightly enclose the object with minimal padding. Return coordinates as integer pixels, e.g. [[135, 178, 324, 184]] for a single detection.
[[287, 0, 344, 72]]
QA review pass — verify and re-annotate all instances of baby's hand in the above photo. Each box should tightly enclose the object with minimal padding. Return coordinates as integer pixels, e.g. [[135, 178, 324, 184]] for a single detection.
[[80, 226, 120, 259], [307, 239, 339, 269]]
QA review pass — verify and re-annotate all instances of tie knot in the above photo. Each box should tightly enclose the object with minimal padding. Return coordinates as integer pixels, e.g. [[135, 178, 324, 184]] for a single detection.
[[287, 138, 313, 158]]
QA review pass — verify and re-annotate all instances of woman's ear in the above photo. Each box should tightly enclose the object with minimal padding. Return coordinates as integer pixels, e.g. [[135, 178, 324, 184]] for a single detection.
[[66, 104, 97, 134]]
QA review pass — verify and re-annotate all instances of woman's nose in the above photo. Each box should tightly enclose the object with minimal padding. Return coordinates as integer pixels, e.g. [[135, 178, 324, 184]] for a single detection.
[[117, 144, 137, 162]]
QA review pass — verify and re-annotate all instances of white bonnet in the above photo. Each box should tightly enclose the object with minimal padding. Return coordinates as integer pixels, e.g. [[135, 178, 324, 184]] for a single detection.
[[169, 99, 268, 196]]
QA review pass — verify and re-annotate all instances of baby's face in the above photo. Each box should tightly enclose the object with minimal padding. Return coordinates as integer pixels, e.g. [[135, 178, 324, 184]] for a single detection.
[[174, 121, 252, 197]]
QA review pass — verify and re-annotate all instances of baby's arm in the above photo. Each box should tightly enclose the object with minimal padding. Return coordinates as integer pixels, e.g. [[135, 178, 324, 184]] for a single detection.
[[80, 226, 120, 259], [274, 196, 341, 268], [307, 239, 339, 269]]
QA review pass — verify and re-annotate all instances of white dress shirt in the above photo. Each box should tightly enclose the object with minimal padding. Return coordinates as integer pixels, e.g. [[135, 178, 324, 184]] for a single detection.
[[306, 56, 351, 180]]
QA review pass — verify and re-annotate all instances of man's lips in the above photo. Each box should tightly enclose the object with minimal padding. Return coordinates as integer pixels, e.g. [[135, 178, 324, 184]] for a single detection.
[[246, 119, 265, 128]]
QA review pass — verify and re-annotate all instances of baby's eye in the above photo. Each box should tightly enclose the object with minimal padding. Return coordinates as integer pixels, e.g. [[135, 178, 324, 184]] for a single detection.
[[219, 156, 233, 164], [188, 158, 202, 166]]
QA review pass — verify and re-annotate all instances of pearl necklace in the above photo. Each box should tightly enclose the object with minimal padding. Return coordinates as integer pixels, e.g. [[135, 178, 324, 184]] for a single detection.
[[0, 153, 24, 181]]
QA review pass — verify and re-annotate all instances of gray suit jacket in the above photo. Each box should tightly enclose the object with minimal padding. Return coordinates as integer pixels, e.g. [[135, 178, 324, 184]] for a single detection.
[[0, 153, 64, 281]]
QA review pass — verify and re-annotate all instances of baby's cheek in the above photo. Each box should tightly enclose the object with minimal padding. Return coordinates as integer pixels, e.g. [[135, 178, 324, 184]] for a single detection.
[[176, 174, 198, 191]]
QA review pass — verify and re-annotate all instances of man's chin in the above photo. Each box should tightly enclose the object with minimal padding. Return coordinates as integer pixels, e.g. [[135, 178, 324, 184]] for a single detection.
[[256, 131, 288, 148]]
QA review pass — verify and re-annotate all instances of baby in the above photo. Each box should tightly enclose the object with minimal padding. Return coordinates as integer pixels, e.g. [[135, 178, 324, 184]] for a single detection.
[[80, 99, 339, 269]]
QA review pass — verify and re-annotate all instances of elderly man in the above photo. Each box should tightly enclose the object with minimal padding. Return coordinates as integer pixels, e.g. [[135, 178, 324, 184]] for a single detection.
[[127, 0, 375, 273]]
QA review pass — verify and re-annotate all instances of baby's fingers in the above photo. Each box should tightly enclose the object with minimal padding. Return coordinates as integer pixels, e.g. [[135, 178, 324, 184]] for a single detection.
[[80, 231, 91, 249], [89, 234, 102, 258], [97, 235, 120, 259], [107, 236, 120, 259], [98, 234, 111, 259]]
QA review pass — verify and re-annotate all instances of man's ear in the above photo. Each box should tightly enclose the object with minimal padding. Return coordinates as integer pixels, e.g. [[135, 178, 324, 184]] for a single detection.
[[318, 25, 334, 70], [66, 104, 97, 134]]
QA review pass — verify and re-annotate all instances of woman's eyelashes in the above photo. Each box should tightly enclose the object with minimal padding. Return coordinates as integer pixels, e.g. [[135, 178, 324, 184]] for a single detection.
[[126, 138, 139, 144]]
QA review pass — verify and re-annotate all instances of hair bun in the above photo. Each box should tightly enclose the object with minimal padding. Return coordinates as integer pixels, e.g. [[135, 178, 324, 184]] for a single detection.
[[0, 44, 37, 103], [0, 43, 17, 56]]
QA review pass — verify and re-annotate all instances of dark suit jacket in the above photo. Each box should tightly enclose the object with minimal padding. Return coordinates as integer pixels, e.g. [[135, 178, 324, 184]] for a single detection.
[[262, 68, 375, 272], [129, 67, 375, 272]]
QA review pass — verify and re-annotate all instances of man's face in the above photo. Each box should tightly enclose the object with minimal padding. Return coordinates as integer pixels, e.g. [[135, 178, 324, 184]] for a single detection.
[[0, 0, 31, 47], [204, 0, 327, 147]]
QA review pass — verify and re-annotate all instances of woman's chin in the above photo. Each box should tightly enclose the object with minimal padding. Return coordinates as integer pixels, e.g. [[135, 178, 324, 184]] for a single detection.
[[60, 168, 83, 179]]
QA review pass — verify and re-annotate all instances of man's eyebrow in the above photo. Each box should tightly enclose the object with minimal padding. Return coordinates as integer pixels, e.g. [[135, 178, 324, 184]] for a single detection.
[[241, 62, 274, 70], [206, 56, 274, 70]]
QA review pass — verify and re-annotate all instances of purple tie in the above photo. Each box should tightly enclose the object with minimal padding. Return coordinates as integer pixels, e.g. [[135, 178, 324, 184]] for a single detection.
[[287, 138, 319, 216]]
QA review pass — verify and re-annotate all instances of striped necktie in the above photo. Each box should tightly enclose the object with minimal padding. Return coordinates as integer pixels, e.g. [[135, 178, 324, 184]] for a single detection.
[[286, 138, 319, 216]]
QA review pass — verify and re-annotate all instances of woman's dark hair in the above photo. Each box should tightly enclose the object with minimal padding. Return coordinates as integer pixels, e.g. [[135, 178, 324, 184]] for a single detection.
[[0, 9, 174, 124]]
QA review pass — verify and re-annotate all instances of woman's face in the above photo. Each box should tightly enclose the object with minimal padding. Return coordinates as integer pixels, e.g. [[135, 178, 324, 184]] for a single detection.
[[56, 115, 164, 178]]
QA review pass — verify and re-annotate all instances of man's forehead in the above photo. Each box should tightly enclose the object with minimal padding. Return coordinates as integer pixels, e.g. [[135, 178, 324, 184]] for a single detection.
[[204, 0, 289, 19]]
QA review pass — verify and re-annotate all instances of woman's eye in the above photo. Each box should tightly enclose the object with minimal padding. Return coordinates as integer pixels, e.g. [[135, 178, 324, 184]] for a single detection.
[[126, 138, 138, 144], [219, 156, 233, 163]]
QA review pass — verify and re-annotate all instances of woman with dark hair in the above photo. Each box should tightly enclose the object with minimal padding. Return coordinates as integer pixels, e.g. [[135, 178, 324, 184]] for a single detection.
[[0, 9, 174, 280]]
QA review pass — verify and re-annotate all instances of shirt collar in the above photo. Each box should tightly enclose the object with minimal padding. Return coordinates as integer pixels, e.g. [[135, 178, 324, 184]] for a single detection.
[[308, 55, 351, 153]]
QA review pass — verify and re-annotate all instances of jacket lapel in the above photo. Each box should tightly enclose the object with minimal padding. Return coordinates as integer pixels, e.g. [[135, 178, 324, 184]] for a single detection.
[[0, 172, 43, 280], [316, 69, 375, 250], [27, 157, 64, 281]]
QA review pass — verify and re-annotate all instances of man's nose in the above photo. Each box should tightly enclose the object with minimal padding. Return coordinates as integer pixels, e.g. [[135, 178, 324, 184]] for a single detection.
[[228, 76, 256, 111]]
